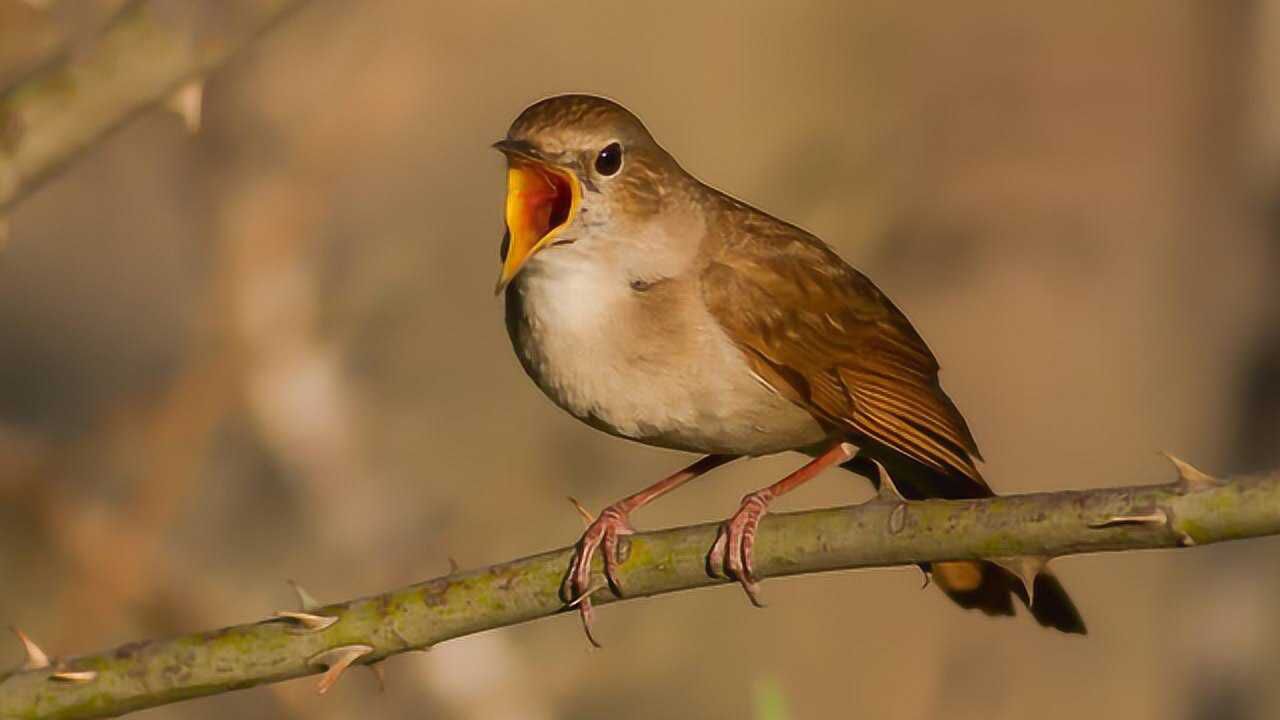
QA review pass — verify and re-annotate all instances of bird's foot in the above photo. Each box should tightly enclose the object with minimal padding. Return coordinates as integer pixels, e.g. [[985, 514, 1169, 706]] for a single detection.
[[708, 490, 772, 607], [562, 504, 635, 647]]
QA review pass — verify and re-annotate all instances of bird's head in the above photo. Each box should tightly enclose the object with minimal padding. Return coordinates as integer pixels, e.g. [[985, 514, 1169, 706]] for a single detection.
[[493, 94, 678, 292]]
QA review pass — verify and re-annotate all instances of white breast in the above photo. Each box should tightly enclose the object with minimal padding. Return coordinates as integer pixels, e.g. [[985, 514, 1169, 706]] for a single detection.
[[505, 246, 827, 456]]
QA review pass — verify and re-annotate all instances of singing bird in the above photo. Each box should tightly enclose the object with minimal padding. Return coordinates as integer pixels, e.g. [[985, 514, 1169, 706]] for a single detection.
[[494, 94, 1084, 643]]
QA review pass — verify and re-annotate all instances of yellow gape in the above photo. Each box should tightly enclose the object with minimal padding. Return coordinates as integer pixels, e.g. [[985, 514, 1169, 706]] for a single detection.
[[495, 159, 581, 292]]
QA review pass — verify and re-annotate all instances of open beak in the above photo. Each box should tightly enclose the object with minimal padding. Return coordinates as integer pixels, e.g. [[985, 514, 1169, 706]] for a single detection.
[[493, 141, 582, 293]]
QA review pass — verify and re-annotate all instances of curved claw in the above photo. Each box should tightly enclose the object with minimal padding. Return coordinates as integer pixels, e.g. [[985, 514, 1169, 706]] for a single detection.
[[567, 581, 606, 648], [580, 600, 602, 648], [739, 578, 766, 608], [708, 493, 770, 607], [738, 524, 765, 608], [562, 505, 635, 647]]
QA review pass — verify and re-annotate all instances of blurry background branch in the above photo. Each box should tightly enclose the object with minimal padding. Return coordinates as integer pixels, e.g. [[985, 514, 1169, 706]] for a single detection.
[[0, 0, 308, 217], [0, 3, 1275, 719], [0, 460, 1276, 720]]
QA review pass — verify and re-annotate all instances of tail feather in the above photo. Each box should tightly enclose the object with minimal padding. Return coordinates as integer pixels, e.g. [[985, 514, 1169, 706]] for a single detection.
[[1016, 569, 1087, 634], [842, 447, 1087, 635], [930, 560, 1015, 617], [931, 560, 1086, 634]]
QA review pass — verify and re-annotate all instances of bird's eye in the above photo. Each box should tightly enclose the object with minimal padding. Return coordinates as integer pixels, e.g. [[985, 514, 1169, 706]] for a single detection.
[[594, 142, 623, 176]]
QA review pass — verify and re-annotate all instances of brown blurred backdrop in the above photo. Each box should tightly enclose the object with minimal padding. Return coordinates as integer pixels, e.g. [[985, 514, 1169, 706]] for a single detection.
[[2, 1, 1279, 718]]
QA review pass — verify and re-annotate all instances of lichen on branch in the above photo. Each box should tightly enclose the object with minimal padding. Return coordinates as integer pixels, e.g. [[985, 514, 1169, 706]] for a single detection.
[[0, 458, 1276, 720]]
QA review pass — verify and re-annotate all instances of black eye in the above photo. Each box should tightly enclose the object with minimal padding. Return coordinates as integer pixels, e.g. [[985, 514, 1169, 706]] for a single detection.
[[594, 142, 623, 176]]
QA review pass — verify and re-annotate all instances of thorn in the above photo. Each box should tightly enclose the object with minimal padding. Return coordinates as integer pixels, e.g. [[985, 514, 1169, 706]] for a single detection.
[[273, 610, 338, 633], [366, 662, 386, 693], [918, 566, 932, 590], [567, 496, 595, 526], [992, 556, 1048, 607], [871, 459, 908, 533], [871, 459, 906, 503], [50, 670, 97, 683], [11, 627, 49, 670], [1162, 453, 1218, 491], [310, 644, 373, 695], [567, 580, 607, 609], [447, 556, 460, 574], [288, 580, 322, 612], [1088, 509, 1168, 529], [165, 80, 204, 134]]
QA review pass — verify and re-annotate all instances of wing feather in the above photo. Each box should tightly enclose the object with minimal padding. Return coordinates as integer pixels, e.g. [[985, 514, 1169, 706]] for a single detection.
[[700, 207, 987, 488]]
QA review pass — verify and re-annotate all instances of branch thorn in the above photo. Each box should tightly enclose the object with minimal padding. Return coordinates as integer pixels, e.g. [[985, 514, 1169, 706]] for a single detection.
[[871, 459, 907, 503], [288, 580, 322, 612], [10, 627, 49, 670], [869, 459, 909, 533], [992, 556, 1048, 607], [310, 644, 373, 695], [272, 611, 338, 633], [165, 80, 204, 134], [566, 580, 607, 609], [1162, 453, 1218, 491], [50, 670, 97, 683], [1088, 509, 1168, 529], [447, 556, 460, 574]]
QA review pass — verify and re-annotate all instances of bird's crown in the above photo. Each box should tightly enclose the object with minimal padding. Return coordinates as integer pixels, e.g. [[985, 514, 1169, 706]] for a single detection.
[[507, 94, 655, 151]]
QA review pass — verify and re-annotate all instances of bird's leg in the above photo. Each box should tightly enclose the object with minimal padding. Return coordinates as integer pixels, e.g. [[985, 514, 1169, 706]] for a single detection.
[[565, 453, 737, 646], [710, 441, 857, 606]]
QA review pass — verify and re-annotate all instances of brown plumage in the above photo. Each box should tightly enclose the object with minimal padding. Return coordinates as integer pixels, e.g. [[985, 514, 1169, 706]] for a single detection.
[[495, 93, 1085, 640], [699, 201, 986, 486], [695, 203, 1083, 633]]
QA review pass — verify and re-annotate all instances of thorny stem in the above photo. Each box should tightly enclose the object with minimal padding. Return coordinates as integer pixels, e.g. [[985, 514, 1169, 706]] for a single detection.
[[0, 460, 1276, 719]]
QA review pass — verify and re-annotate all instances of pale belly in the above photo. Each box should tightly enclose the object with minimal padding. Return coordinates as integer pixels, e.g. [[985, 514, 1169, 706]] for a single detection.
[[505, 255, 828, 456]]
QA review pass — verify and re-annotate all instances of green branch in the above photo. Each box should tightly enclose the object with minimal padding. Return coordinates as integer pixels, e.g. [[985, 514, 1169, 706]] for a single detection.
[[0, 458, 1276, 719], [0, 0, 308, 216]]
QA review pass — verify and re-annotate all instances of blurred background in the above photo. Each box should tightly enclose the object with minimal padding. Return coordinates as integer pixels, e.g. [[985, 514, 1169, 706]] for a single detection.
[[1, 1, 1279, 718]]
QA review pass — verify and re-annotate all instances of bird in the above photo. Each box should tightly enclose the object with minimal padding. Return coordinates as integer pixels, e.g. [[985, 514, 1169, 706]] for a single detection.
[[493, 94, 1085, 644]]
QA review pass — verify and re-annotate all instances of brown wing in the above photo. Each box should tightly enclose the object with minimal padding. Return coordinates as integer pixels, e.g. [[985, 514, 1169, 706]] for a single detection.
[[700, 209, 987, 487]]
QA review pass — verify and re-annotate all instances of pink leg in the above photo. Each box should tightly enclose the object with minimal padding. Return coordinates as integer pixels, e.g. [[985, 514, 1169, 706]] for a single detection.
[[709, 441, 857, 606], [566, 454, 737, 646]]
